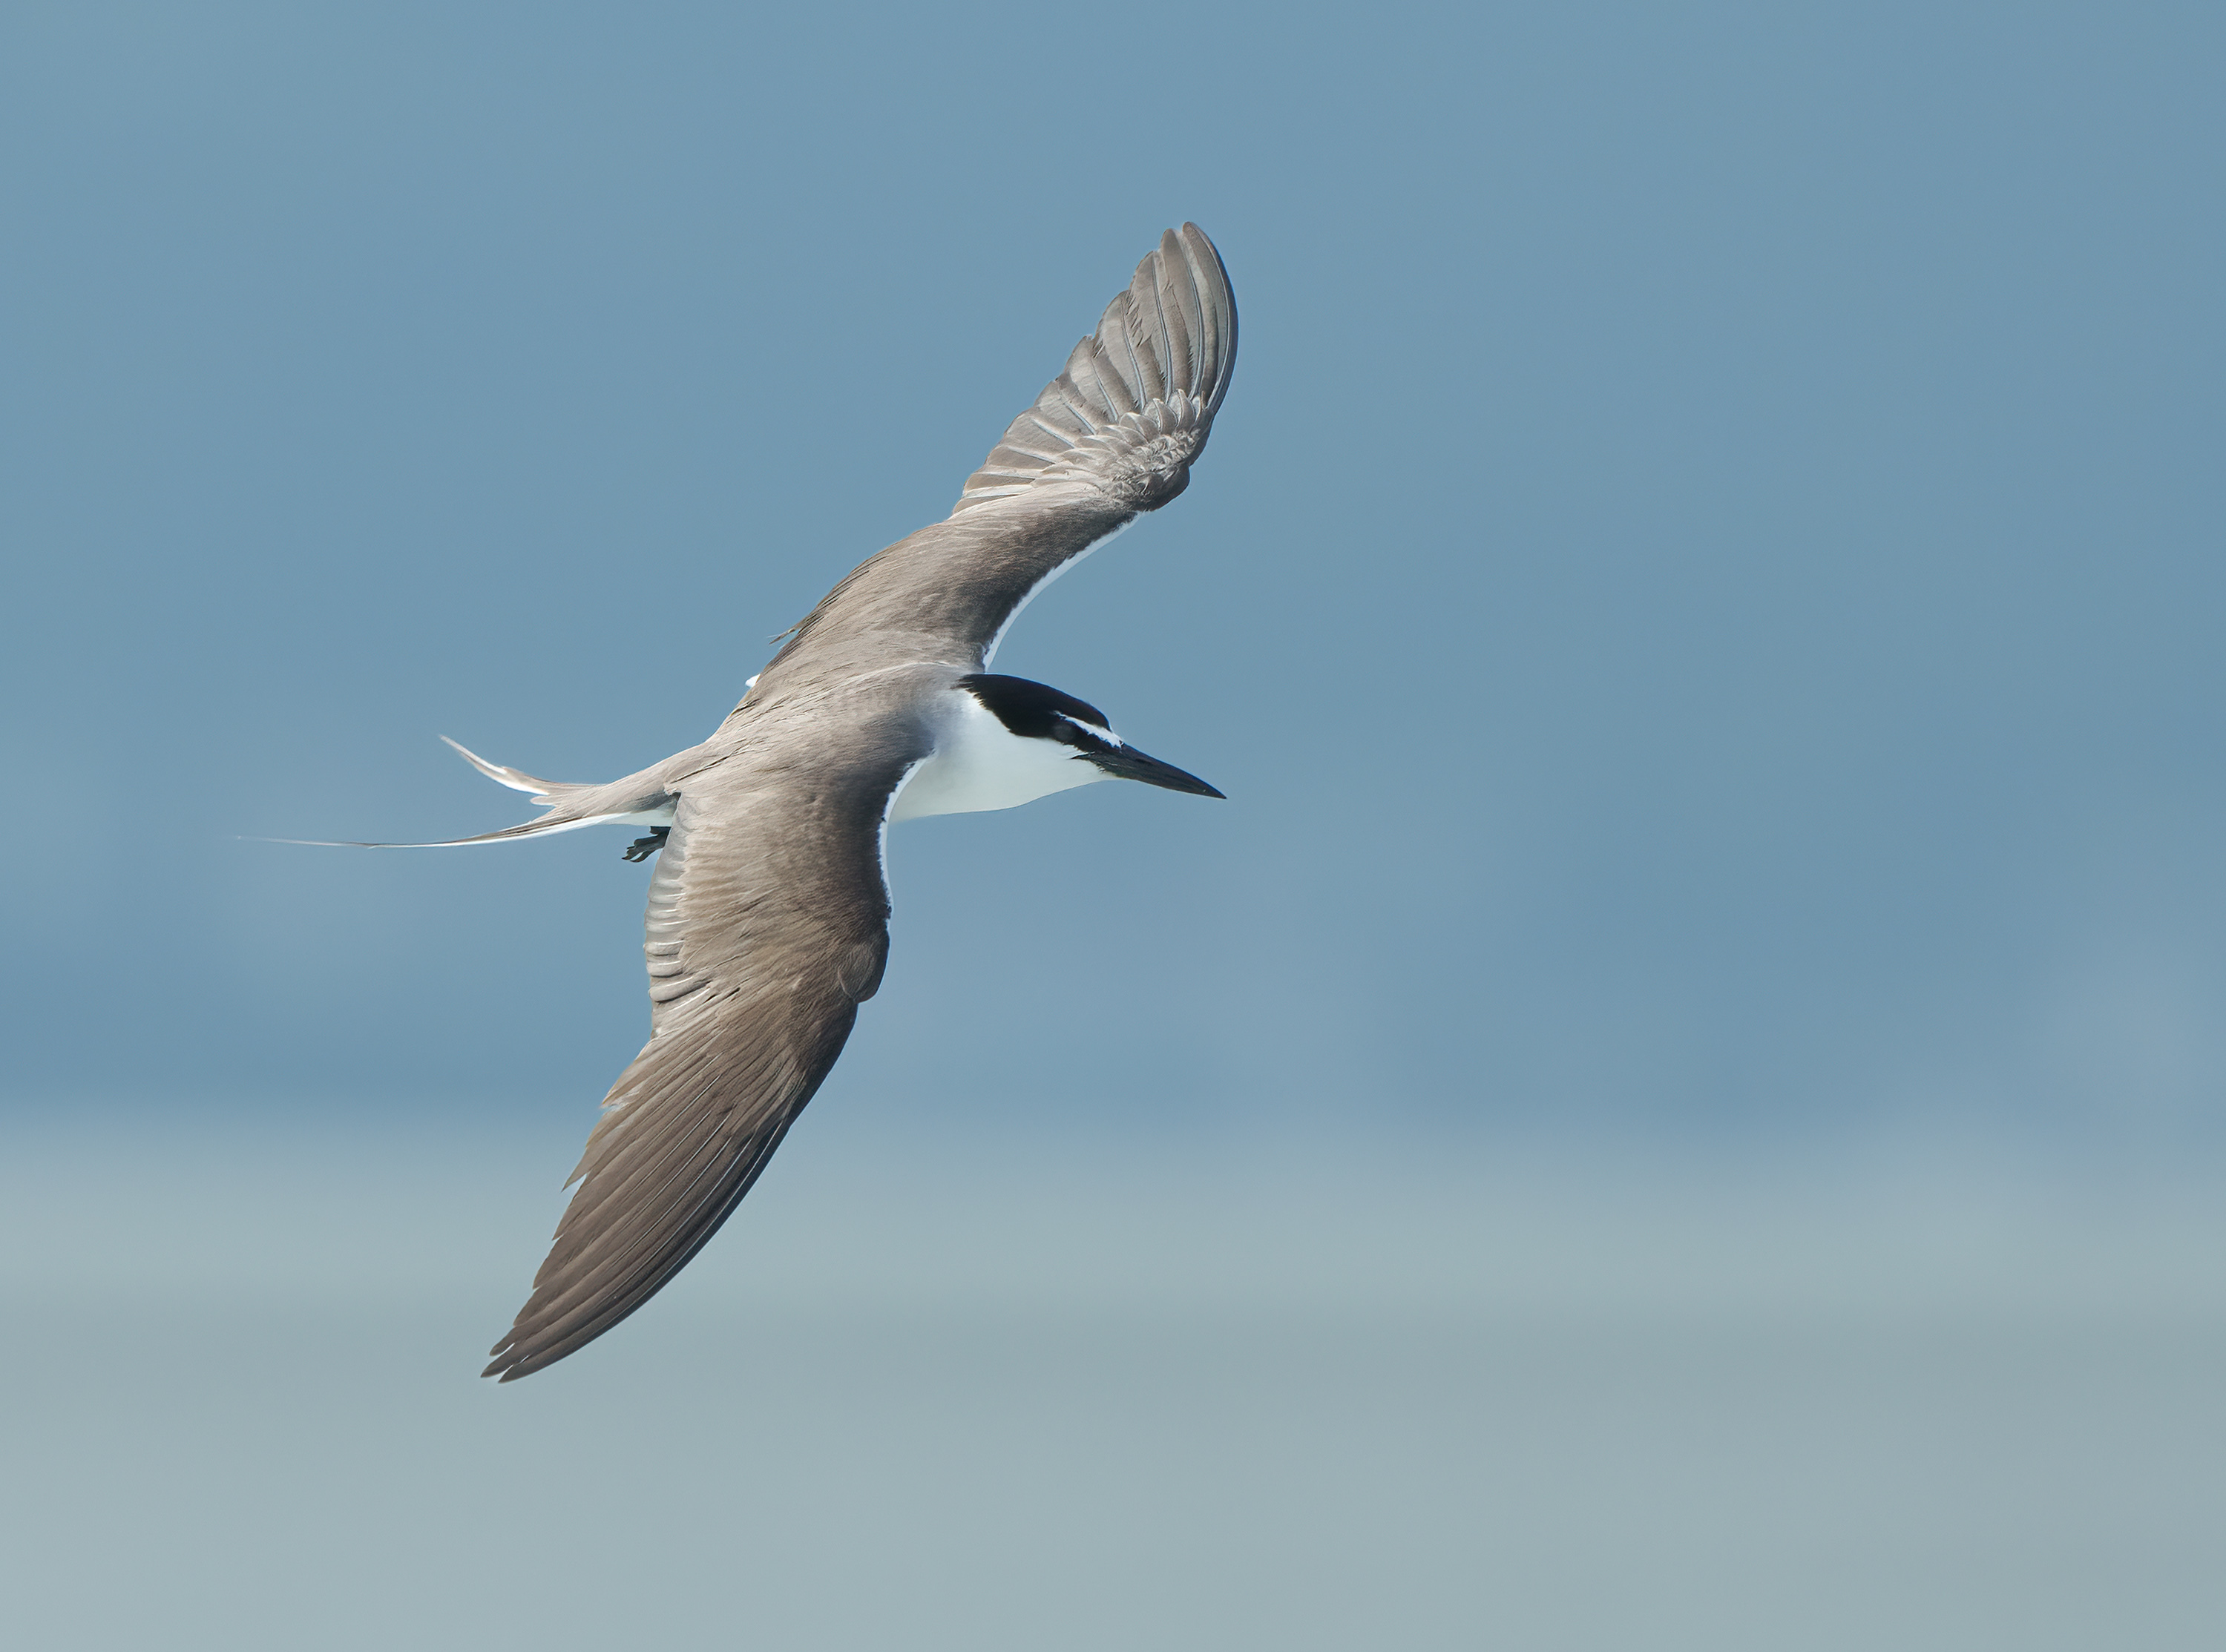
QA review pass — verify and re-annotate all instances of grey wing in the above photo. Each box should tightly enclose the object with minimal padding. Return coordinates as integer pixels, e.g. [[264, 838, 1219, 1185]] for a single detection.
[[955, 222, 1238, 515], [483, 745, 910, 1382], [758, 224, 1237, 680]]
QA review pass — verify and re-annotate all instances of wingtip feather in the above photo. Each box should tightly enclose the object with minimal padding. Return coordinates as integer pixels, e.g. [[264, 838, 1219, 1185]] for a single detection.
[[955, 222, 1236, 514]]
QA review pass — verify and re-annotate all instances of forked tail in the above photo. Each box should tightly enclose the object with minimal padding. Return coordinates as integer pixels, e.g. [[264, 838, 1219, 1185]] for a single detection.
[[248, 737, 674, 849]]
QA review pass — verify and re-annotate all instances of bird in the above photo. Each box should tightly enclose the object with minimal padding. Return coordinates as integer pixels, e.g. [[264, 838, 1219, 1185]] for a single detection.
[[302, 224, 1237, 1380]]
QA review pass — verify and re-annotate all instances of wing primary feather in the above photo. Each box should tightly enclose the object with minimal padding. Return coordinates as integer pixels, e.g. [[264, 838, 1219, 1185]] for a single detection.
[[1150, 236, 1195, 398], [1087, 309, 1129, 412], [1066, 334, 1121, 423], [548, 1082, 735, 1248], [501, 1126, 742, 1355], [488, 1077, 802, 1374], [490, 1147, 781, 1380], [1124, 255, 1169, 404], [487, 1116, 801, 1380], [951, 223, 1235, 515], [1175, 228, 1209, 392], [1180, 223, 1238, 413]]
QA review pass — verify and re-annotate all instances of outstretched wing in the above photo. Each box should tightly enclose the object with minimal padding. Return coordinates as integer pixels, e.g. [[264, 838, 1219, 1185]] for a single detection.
[[483, 733, 918, 1381], [757, 224, 1238, 685], [955, 223, 1238, 514]]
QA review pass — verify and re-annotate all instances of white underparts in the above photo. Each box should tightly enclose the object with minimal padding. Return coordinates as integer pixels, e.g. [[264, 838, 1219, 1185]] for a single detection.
[[879, 757, 929, 876], [887, 691, 1105, 823]]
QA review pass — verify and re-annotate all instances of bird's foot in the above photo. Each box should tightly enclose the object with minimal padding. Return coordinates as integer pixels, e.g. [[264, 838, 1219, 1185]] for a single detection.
[[622, 828, 670, 863]]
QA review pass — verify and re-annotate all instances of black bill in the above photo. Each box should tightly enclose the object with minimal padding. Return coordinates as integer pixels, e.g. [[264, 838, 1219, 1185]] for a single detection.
[[1081, 746, 1225, 798]]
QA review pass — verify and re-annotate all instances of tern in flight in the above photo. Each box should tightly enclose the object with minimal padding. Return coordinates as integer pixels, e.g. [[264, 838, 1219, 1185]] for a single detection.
[[306, 225, 1236, 1380]]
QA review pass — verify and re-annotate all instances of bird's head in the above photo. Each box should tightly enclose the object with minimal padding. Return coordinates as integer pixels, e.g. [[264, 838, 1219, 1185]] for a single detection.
[[956, 674, 1224, 799]]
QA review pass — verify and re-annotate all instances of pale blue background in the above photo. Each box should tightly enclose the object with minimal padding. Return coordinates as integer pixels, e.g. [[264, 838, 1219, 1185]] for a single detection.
[[3, 4, 2223, 1648]]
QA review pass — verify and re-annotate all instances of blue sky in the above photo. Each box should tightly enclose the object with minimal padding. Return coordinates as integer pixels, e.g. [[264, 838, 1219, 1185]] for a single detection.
[[4, 1, 2222, 1149]]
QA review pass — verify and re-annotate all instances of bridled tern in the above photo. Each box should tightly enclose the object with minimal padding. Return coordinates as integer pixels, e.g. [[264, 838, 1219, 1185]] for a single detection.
[[303, 224, 1236, 1380]]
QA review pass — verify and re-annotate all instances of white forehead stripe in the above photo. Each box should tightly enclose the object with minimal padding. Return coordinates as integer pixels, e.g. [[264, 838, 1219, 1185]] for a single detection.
[[1060, 714, 1122, 747]]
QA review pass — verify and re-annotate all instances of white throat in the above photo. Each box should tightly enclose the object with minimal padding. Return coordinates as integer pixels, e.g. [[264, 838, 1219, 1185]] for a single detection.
[[888, 691, 1105, 822]]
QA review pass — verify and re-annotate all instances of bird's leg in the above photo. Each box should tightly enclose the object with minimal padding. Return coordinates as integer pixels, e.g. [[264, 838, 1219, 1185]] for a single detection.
[[622, 827, 670, 863]]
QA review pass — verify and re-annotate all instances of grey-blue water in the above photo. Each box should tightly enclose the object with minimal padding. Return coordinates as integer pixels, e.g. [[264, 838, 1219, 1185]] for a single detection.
[[6, 1106, 2221, 1650]]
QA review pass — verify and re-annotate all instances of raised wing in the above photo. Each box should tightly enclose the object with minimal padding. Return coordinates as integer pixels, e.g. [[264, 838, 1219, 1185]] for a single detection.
[[955, 223, 1237, 514], [755, 224, 1237, 687], [483, 732, 917, 1381]]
